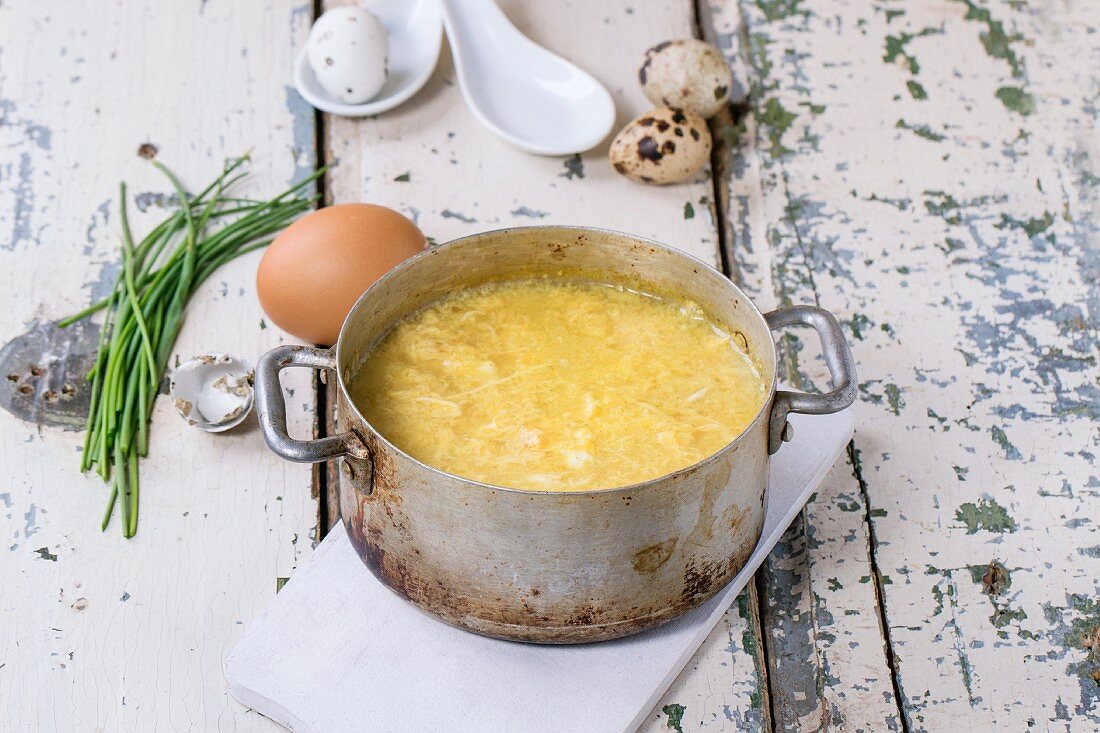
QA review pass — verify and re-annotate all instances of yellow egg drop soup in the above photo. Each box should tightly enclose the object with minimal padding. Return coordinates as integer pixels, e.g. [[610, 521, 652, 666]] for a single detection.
[[351, 279, 767, 491]]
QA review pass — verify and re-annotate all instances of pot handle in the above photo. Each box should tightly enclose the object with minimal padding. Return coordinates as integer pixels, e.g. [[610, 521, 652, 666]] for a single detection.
[[254, 345, 370, 463], [764, 305, 857, 454]]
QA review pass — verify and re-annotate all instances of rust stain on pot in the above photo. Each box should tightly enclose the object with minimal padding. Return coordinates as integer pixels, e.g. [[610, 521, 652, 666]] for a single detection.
[[681, 531, 757, 605], [547, 242, 569, 260], [733, 330, 749, 354], [684, 456, 734, 548], [724, 502, 749, 532], [633, 537, 678, 573]]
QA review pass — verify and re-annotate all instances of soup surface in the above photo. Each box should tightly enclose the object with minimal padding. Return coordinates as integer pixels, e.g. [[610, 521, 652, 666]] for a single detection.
[[352, 279, 767, 491]]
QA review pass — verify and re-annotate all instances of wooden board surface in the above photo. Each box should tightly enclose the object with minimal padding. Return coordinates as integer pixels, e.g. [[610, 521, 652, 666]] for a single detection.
[[0, 1, 317, 730], [2, 0, 1096, 730]]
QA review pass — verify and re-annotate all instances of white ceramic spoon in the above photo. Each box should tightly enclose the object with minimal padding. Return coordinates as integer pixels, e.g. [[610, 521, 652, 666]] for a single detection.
[[294, 0, 443, 117], [440, 0, 616, 155]]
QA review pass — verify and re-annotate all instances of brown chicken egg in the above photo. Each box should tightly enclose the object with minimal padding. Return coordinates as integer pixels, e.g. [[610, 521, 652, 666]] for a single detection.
[[257, 204, 426, 345]]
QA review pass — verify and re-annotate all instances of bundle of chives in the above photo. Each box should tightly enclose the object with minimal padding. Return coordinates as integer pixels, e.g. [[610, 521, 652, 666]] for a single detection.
[[61, 156, 321, 537]]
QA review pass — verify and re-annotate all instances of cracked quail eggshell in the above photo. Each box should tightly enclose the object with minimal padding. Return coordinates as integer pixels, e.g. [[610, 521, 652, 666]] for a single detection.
[[639, 39, 733, 119], [609, 107, 712, 185], [170, 353, 254, 433], [307, 6, 389, 105]]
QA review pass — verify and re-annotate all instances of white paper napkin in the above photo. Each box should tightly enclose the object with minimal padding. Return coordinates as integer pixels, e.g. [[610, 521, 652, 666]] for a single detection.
[[226, 408, 854, 733]]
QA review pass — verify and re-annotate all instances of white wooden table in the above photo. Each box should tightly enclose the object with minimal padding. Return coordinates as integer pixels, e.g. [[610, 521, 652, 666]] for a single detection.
[[1, 0, 1096, 730]]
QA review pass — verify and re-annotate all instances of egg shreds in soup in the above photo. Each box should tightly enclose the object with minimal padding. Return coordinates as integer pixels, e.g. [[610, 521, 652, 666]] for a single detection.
[[351, 279, 767, 491]]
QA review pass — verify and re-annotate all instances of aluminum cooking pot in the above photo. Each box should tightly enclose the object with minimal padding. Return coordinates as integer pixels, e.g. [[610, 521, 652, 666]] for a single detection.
[[254, 226, 856, 643]]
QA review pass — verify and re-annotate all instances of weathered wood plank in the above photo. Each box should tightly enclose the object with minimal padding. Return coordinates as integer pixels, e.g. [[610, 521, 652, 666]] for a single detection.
[[701, 1, 906, 729], [756, 460, 904, 732], [0, 1, 316, 729], [639, 585, 773, 732], [321, 0, 772, 727], [324, 0, 720, 266], [726, 0, 1099, 729]]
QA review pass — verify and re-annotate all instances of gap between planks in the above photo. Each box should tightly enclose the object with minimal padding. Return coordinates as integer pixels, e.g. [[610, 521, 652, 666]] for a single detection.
[[695, 0, 777, 728], [311, 0, 342, 539], [849, 440, 909, 731]]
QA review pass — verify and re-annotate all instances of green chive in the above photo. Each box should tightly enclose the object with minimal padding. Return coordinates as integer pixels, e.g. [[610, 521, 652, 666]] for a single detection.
[[63, 157, 322, 536]]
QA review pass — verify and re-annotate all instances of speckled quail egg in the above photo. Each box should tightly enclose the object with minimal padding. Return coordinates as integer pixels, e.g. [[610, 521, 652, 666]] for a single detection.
[[307, 6, 389, 105], [639, 40, 733, 119], [609, 107, 712, 185]]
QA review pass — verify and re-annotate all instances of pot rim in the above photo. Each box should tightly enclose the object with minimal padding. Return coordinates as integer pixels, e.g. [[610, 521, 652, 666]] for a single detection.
[[334, 225, 779, 496]]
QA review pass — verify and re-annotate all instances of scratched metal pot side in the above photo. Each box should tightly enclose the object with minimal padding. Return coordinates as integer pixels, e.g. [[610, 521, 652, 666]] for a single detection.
[[254, 226, 856, 643]]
